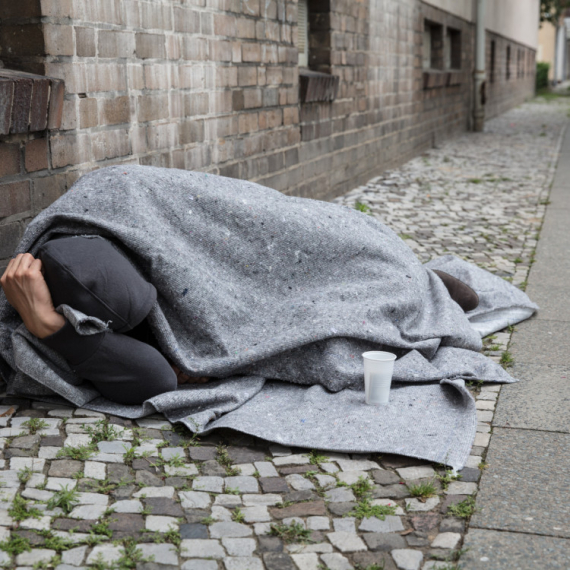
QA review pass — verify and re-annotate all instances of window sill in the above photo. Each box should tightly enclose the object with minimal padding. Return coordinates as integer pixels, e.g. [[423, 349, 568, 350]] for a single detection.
[[299, 69, 339, 103], [422, 70, 463, 89], [0, 68, 64, 135]]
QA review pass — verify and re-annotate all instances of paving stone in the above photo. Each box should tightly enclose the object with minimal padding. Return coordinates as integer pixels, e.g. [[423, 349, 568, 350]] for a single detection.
[[179, 491, 211, 509], [252, 461, 278, 477], [212, 505, 233, 521], [461, 528, 570, 569], [391, 549, 423, 570], [396, 467, 435, 481], [47, 478, 77, 491], [324, 487, 355, 502], [133, 486, 174, 499], [215, 494, 243, 507], [188, 447, 218, 461], [210, 521, 253, 538], [363, 532, 407, 551], [86, 545, 123, 564], [108, 513, 145, 533], [76, 492, 108, 505], [273, 454, 310, 466], [431, 532, 461, 549], [445, 482, 477, 495], [181, 560, 218, 570], [16, 548, 57, 566], [221, 537, 257, 557], [136, 470, 164, 487], [439, 518, 465, 533], [405, 532, 430, 548], [53, 519, 93, 533], [146, 515, 179, 532], [327, 502, 357, 516], [353, 551, 396, 570], [224, 476, 259, 493], [68, 504, 108, 519], [201, 460, 227, 476], [10, 457, 45, 472], [269, 501, 327, 520], [327, 532, 367, 552], [457, 467, 480, 483], [263, 552, 295, 569], [251, 536, 281, 554], [333, 517, 356, 532], [320, 463, 339, 474], [20, 515, 52, 530], [223, 556, 264, 570], [227, 446, 267, 464], [307, 516, 330, 530], [404, 497, 440, 512], [285, 473, 314, 491], [290, 552, 320, 570], [241, 505, 270, 522], [22, 488, 54, 501], [372, 470, 401, 485], [439, 495, 468, 514], [372, 484, 410, 499], [136, 543, 179, 566], [335, 458, 380, 471], [359, 515, 404, 533], [111, 500, 143, 513], [319, 552, 353, 570], [242, 493, 281, 507], [180, 522, 209, 539], [410, 514, 439, 532], [254, 522, 273, 535], [61, 545, 87, 565], [193, 476, 224, 493], [10, 434, 40, 449], [180, 538, 226, 558], [164, 464, 198, 477], [144, 497, 184, 516], [183, 508, 210, 523], [259, 477, 289, 493]]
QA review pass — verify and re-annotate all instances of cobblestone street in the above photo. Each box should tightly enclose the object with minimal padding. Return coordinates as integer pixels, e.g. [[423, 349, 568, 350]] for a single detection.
[[0, 97, 567, 570]]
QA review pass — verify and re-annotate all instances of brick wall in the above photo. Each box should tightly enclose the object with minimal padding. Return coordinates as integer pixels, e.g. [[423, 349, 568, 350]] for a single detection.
[[0, 0, 536, 269], [485, 32, 536, 120]]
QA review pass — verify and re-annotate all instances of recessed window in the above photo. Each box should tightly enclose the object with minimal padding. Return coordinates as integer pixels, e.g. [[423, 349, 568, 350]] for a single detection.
[[506, 45, 511, 80], [444, 27, 461, 69], [490, 40, 496, 83], [298, 0, 309, 67], [423, 20, 444, 70]]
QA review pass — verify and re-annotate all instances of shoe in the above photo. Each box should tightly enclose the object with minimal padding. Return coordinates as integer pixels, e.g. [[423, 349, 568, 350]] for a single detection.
[[432, 269, 480, 312]]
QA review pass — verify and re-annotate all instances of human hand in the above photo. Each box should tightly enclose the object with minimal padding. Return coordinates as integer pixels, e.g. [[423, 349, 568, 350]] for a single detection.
[[0, 254, 65, 339], [171, 364, 210, 385]]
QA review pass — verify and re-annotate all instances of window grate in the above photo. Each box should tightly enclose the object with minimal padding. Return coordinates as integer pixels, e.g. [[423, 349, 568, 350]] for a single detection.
[[298, 0, 309, 67]]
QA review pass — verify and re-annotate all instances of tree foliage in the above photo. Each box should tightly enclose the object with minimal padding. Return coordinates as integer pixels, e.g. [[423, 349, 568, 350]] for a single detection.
[[541, 0, 570, 23]]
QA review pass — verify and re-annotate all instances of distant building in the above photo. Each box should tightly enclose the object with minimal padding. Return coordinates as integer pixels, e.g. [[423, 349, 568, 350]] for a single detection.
[[537, 9, 570, 83], [0, 0, 539, 267]]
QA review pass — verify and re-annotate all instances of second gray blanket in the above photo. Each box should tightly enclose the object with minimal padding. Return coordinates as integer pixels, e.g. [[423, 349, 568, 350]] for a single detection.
[[0, 166, 537, 469]]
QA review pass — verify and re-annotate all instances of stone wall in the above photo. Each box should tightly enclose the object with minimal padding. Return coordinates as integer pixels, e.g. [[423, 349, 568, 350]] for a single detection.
[[0, 0, 536, 269]]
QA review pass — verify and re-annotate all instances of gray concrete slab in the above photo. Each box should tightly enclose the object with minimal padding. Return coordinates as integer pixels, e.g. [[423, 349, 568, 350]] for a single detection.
[[509, 318, 570, 366], [470, 428, 570, 538], [461, 529, 570, 570], [548, 181, 570, 210], [493, 363, 570, 432], [525, 282, 570, 322]]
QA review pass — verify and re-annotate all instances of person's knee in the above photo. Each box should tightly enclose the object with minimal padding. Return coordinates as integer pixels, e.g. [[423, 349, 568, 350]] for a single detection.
[[38, 236, 156, 332], [73, 332, 177, 405]]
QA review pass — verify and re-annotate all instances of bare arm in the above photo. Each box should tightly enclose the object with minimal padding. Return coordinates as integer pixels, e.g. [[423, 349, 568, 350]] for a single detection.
[[0, 253, 65, 338]]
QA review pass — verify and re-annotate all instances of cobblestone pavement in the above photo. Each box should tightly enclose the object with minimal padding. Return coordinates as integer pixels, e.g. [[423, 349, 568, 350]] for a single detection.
[[0, 97, 567, 570]]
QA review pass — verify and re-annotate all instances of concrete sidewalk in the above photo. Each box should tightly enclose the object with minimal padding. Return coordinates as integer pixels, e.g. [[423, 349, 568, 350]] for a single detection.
[[461, 125, 570, 568]]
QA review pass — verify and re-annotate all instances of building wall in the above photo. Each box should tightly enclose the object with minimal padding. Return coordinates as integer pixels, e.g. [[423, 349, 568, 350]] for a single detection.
[[485, 0, 540, 50], [0, 0, 537, 268], [422, 0, 473, 22]]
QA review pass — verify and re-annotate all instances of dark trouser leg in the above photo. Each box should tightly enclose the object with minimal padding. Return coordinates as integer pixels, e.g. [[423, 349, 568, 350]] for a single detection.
[[37, 236, 177, 405]]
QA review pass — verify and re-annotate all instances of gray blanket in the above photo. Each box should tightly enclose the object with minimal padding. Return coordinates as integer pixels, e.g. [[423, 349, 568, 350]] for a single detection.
[[0, 166, 537, 469]]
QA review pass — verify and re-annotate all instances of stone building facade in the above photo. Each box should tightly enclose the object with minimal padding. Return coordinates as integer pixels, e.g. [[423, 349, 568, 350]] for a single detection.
[[0, 0, 537, 268]]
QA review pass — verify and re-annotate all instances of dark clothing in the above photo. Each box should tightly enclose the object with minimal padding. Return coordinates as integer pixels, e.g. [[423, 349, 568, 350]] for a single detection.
[[38, 236, 177, 405]]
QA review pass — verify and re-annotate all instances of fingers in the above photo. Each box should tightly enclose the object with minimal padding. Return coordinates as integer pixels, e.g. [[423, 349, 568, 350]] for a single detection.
[[4, 254, 36, 280]]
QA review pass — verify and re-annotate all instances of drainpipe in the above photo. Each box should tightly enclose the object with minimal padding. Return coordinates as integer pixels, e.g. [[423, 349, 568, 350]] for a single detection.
[[473, 0, 486, 131]]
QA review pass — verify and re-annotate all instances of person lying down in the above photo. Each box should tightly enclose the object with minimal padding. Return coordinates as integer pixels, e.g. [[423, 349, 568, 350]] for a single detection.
[[0, 166, 481, 406]]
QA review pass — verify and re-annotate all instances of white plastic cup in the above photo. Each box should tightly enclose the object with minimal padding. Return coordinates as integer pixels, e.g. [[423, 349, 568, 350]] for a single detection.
[[362, 351, 397, 405]]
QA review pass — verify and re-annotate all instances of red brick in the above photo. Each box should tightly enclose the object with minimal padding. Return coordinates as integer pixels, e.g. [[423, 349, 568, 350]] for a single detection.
[[25, 138, 48, 172], [0, 181, 31, 218], [214, 14, 236, 37], [47, 79, 65, 130], [79, 97, 98, 129], [242, 43, 261, 62], [0, 222, 22, 258], [44, 24, 75, 56], [91, 129, 131, 161], [173, 7, 200, 33], [29, 78, 51, 131], [0, 79, 14, 135], [9, 77, 33, 133], [32, 174, 67, 211], [138, 94, 169, 122], [135, 33, 166, 59], [98, 30, 135, 59], [75, 27, 96, 57], [101, 96, 130, 125], [0, 144, 21, 177]]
